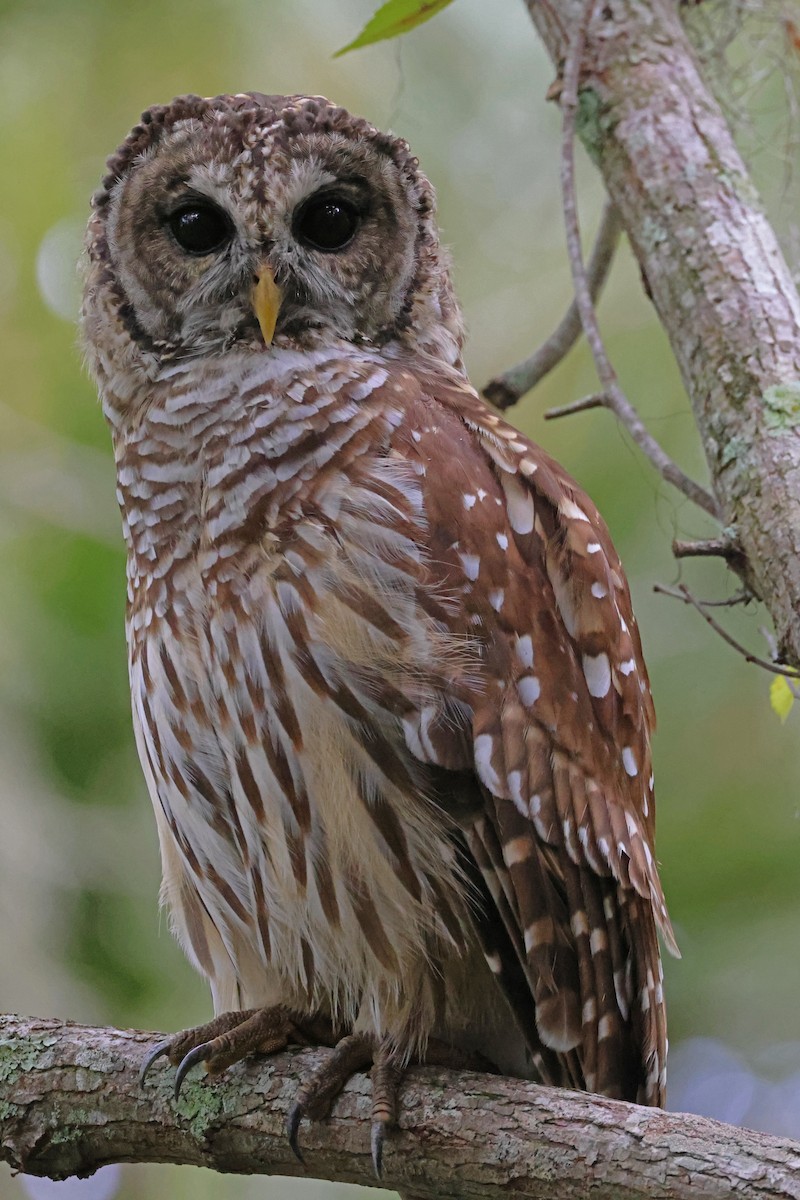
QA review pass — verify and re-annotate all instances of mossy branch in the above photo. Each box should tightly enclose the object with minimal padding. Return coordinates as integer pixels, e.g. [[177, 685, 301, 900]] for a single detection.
[[2, 1016, 800, 1199]]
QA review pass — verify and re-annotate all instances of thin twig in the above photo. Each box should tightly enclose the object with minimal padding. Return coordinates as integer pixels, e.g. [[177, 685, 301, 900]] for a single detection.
[[653, 582, 800, 676], [482, 201, 622, 409], [653, 583, 751, 608], [544, 392, 606, 419], [558, 2, 720, 519]]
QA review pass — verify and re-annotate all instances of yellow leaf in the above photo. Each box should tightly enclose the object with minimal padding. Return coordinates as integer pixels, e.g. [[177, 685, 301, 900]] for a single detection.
[[335, 0, 457, 56], [770, 675, 795, 723]]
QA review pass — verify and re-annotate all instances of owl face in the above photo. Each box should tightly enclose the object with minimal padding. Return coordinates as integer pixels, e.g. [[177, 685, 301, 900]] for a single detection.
[[83, 94, 462, 383]]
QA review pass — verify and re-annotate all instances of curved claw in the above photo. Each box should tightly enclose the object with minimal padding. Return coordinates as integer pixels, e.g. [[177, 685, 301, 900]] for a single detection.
[[371, 1120, 386, 1179], [286, 1101, 306, 1165], [139, 1039, 172, 1088], [174, 1042, 211, 1100]]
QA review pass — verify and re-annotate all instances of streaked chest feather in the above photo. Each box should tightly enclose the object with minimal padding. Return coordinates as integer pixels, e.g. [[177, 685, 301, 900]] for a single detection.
[[121, 356, 474, 1032]]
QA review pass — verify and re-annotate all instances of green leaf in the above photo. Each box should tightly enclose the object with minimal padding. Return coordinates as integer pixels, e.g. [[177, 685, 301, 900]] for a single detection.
[[335, 0, 457, 56], [770, 675, 795, 723]]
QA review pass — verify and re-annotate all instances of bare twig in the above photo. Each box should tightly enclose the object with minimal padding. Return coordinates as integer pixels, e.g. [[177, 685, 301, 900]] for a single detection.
[[3, 1015, 800, 1199], [653, 583, 800, 676], [655, 583, 751, 608], [482, 201, 622, 409], [672, 535, 751, 586], [544, 391, 606, 419], [557, 2, 720, 519], [672, 537, 741, 559]]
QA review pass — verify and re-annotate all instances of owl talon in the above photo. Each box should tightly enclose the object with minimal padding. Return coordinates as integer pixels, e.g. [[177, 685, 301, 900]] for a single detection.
[[174, 1042, 211, 1099], [370, 1120, 386, 1179], [286, 1101, 307, 1164], [139, 1039, 172, 1088]]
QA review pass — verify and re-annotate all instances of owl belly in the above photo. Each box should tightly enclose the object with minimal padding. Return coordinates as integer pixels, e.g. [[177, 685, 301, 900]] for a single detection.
[[130, 581, 474, 1050]]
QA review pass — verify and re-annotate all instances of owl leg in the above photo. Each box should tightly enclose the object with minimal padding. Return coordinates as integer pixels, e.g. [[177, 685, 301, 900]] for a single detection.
[[286, 1032, 392, 1174], [139, 1005, 337, 1096], [287, 1033, 495, 1177]]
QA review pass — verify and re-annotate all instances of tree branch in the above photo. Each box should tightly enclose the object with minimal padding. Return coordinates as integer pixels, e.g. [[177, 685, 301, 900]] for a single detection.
[[3, 1016, 800, 1199], [524, 0, 800, 665]]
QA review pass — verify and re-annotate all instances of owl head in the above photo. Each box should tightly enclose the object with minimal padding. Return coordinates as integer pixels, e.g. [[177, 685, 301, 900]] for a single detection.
[[81, 92, 464, 393]]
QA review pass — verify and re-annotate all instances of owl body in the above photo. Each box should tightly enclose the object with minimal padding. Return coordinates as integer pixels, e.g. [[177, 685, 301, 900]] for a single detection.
[[85, 93, 674, 1109]]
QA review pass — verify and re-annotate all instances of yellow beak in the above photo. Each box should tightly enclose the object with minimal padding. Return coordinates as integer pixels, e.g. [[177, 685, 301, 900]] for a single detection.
[[251, 264, 283, 345]]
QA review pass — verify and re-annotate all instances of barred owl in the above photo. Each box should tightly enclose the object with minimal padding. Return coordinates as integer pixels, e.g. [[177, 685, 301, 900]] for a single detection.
[[81, 92, 676, 1169]]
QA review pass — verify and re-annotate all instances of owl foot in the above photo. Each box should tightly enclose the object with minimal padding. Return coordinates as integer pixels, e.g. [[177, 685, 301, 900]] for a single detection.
[[139, 1005, 337, 1099], [286, 1034, 495, 1178], [286, 1032, 400, 1176]]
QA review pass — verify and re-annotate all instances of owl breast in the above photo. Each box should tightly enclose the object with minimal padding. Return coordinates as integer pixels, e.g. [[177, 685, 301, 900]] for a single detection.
[[122, 347, 483, 1050]]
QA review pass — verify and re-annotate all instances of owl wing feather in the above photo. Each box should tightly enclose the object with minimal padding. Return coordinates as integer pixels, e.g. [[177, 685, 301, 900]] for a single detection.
[[355, 360, 675, 1104]]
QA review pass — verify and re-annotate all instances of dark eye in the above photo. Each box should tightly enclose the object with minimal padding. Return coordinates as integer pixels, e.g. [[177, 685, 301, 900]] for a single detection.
[[294, 194, 360, 251], [168, 203, 232, 255]]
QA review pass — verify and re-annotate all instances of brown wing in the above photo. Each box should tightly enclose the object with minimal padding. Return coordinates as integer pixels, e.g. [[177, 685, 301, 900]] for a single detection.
[[382, 362, 675, 1105]]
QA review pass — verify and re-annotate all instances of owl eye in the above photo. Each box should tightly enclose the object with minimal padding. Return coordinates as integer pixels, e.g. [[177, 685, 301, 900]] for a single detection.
[[293, 194, 360, 252], [168, 202, 233, 255]]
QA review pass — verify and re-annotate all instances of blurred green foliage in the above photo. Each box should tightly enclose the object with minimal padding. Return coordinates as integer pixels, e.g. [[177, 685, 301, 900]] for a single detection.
[[0, 1, 798, 1197]]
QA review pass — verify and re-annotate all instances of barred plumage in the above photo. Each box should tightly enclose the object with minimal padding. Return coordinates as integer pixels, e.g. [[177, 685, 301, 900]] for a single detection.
[[82, 92, 675, 1141]]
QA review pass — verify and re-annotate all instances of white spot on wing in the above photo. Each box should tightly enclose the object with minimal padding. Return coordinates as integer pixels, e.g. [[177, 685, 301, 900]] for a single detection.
[[474, 733, 501, 794], [508, 770, 526, 814], [591, 582, 607, 599], [516, 634, 534, 670], [560, 497, 590, 522], [496, 532, 509, 551], [489, 588, 505, 611], [463, 493, 477, 509], [459, 552, 480, 581], [583, 652, 611, 698], [622, 746, 638, 776], [524, 916, 555, 954], [571, 910, 589, 937], [502, 475, 535, 534], [590, 928, 608, 955], [517, 675, 541, 706]]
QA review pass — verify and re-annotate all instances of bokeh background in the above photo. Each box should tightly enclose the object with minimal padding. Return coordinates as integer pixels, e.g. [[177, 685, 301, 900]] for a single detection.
[[1, 1, 798, 1197]]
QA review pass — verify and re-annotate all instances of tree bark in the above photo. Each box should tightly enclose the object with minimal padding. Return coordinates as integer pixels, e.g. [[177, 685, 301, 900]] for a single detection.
[[2, 1016, 800, 1200], [525, 0, 800, 667]]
